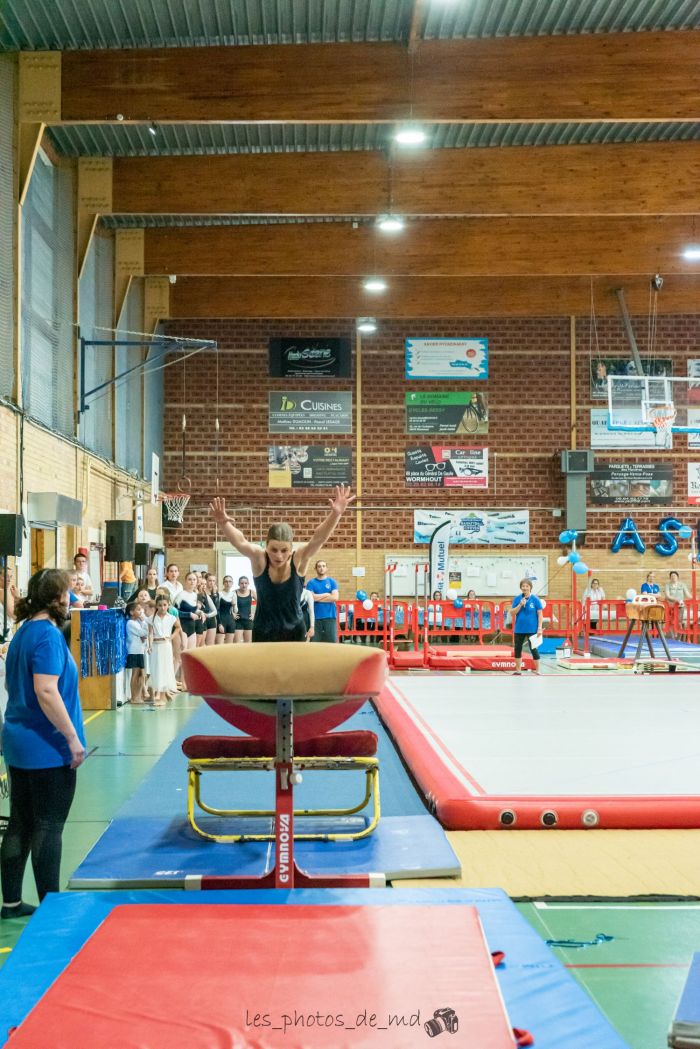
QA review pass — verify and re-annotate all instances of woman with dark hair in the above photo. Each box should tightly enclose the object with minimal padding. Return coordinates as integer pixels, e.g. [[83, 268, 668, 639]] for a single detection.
[[209, 484, 355, 643], [0, 569, 87, 918]]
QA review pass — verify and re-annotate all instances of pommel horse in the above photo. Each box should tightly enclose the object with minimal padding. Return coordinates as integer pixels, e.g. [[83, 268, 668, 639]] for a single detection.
[[181, 642, 388, 889], [618, 596, 673, 664]]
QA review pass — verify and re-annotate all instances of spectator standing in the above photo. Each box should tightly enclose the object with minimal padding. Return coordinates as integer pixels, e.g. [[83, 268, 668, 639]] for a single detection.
[[582, 577, 606, 632], [1, 569, 87, 916], [300, 586, 316, 641], [511, 579, 544, 676], [665, 570, 691, 638], [306, 560, 339, 644], [641, 571, 660, 596], [72, 553, 94, 598]]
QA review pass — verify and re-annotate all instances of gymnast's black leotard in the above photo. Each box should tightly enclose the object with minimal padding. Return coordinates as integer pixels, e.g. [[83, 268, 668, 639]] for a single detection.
[[252, 555, 305, 643]]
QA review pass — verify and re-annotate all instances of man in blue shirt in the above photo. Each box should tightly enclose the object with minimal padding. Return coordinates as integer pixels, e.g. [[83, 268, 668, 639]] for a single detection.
[[305, 560, 339, 643], [511, 578, 544, 675]]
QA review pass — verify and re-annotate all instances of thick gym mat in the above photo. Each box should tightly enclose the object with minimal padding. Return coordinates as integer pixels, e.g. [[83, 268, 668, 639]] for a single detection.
[[3, 903, 515, 1048], [69, 811, 459, 887], [0, 888, 629, 1049], [379, 675, 700, 830]]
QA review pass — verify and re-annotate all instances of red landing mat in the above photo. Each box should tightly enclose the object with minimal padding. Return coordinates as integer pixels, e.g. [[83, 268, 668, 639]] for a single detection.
[[8, 904, 515, 1049]]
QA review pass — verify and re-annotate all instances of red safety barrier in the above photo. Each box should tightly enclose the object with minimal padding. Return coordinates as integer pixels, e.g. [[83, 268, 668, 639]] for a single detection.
[[422, 600, 498, 645]]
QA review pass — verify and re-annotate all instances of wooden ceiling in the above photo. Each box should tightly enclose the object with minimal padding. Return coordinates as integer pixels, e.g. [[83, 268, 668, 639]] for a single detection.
[[24, 20, 700, 315]]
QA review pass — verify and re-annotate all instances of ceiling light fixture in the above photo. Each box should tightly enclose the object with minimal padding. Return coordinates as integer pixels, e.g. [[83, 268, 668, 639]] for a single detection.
[[682, 246, 700, 261], [376, 215, 404, 233], [148, 122, 158, 136], [363, 277, 387, 293], [394, 125, 427, 146], [357, 317, 378, 334]]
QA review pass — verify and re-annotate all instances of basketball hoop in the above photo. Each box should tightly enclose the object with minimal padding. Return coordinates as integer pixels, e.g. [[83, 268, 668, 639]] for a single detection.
[[649, 404, 676, 446], [159, 492, 190, 525]]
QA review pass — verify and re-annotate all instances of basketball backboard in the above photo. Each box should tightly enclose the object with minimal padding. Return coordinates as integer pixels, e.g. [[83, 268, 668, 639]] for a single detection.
[[607, 375, 700, 448]]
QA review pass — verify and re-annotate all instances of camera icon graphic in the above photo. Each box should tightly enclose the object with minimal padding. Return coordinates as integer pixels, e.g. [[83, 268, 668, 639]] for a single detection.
[[424, 1006, 459, 1037]]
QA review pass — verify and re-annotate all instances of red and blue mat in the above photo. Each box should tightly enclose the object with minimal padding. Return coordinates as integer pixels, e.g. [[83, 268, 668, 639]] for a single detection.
[[0, 888, 629, 1049]]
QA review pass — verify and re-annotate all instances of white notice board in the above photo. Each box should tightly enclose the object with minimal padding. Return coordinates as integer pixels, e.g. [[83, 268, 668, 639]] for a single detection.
[[384, 554, 548, 598]]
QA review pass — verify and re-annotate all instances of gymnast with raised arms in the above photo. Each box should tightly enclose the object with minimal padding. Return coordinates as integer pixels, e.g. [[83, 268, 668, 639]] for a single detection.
[[209, 484, 355, 643]]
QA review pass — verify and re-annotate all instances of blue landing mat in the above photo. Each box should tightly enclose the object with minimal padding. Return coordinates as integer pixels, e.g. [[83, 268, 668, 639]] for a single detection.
[[70, 701, 459, 886], [69, 813, 458, 886], [589, 633, 700, 661], [0, 889, 629, 1049]]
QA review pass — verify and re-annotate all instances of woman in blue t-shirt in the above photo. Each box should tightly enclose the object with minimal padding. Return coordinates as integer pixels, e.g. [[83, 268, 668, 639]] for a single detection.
[[511, 578, 544, 676], [0, 569, 87, 918]]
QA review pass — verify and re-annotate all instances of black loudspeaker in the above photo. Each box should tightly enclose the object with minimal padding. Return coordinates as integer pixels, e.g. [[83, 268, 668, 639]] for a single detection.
[[105, 520, 135, 562], [0, 514, 23, 557], [134, 542, 150, 567]]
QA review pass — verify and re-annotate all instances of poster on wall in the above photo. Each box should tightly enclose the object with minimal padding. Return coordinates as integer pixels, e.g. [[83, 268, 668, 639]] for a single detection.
[[590, 462, 673, 505], [405, 446, 488, 488], [590, 408, 660, 449], [269, 391, 352, 434], [405, 392, 488, 435], [268, 445, 352, 488], [414, 509, 530, 544], [405, 338, 488, 380], [590, 357, 673, 399], [688, 409, 700, 450], [688, 464, 700, 506], [268, 337, 351, 378]]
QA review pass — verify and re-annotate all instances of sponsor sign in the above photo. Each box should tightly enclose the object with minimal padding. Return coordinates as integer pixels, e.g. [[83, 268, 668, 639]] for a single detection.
[[590, 357, 673, 399], [688, 463, 700, 506], [590, 462, 673, 505], [590, 408, 660, 449], [405, 446, 488, 488], [428, 519, 452, 599], [405, 391, 488, 435], [269, 337, 351, 378], [405, 338, 488, 380], [269, 391, 352, 434], [268, 445, 352, 488], [414, 509, 530, 545]]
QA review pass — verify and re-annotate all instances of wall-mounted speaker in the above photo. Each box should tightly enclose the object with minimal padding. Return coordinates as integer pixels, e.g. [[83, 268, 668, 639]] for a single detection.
[[0, 514, 24, 557], [105, 520, 135, 562], [134, 542, 150, 567]]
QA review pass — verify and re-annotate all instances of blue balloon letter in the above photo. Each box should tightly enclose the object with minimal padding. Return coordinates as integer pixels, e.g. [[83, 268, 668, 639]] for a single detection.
[[611, 517, 646, 554], [655, 517, 684, 557]]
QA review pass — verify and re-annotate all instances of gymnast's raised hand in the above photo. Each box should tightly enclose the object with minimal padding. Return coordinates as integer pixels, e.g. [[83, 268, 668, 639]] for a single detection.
[[328, 484, 356, 517]]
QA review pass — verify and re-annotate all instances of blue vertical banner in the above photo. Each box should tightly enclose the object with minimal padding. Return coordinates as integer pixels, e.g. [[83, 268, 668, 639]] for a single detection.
[[429, 519, 452, 599]]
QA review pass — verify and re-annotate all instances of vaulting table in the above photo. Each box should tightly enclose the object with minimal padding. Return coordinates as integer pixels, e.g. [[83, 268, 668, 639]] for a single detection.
[[181, 642, 388, 889]]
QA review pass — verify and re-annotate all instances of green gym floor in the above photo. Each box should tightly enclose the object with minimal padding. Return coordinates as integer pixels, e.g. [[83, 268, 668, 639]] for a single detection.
[[0, 695, 694, 1049]]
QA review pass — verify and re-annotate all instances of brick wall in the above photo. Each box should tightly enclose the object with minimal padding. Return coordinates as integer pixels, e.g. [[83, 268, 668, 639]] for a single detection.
[[162, 314, 700, 598]]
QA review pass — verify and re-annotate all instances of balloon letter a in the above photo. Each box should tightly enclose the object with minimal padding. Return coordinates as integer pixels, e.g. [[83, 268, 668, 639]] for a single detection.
[[611, 517, 645, 554]]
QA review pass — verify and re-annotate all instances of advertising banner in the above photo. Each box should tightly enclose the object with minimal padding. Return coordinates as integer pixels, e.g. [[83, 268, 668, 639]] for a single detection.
[[590, 357, 673, 399], [590, 462, 673, 505], [268, 446, 352, 488], [269, 391, 352, 434], [688, 463, 700, 506], [269, 337, 351, 378], [405, 391, 488, 435], [428, 519, 452, 599], [414, 509, 530, 545], [590, 408, 660, 449], [405, 446, 488, 488], [405, 338, 488, 380]]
